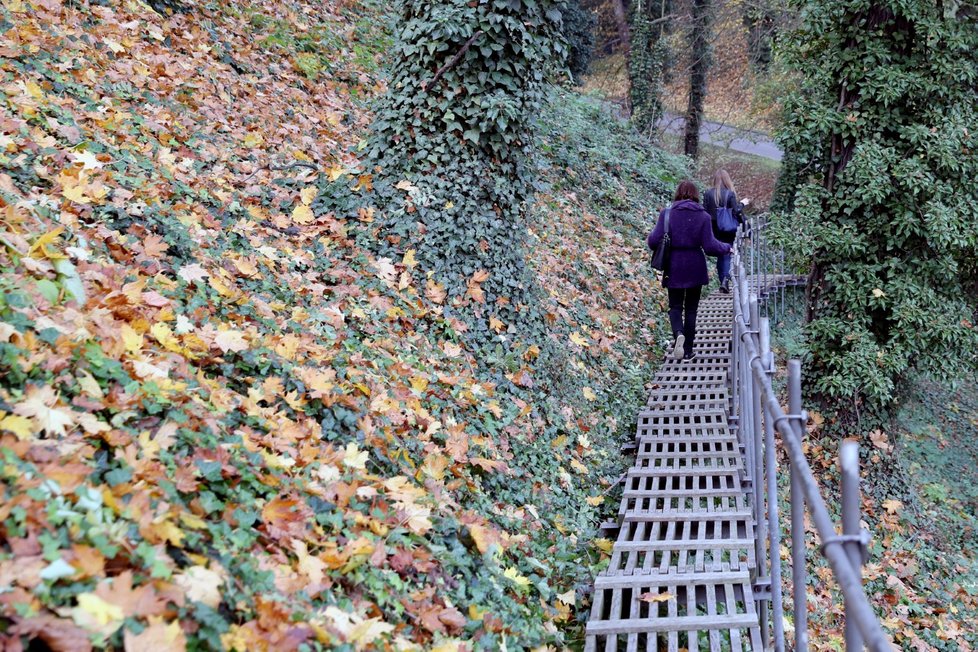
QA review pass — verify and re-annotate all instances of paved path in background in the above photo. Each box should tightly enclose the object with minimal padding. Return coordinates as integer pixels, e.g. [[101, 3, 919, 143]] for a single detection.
[[660, 113, 783, 162]]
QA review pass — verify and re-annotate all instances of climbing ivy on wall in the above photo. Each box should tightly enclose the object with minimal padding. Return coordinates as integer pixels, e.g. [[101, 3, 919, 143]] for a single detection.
[[364, 0, 567, 353], [775, 0, 978, 422]]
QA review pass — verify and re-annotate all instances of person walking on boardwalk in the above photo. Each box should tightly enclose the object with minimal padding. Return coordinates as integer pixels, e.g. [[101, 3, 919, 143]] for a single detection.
[[648, 180, 732, 361], [701, 169, 747, 294]]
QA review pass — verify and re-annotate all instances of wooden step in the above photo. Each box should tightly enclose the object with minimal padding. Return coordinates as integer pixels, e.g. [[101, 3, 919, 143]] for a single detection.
[[586, 569, 763, 651]]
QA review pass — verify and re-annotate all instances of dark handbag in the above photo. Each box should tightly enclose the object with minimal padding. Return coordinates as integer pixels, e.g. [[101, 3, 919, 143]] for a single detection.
[[649, 208, 671, 273], [716, 190, 738, 233]]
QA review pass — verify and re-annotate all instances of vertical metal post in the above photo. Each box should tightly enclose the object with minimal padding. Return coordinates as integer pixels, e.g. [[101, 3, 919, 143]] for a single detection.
[[731, 260, 740, 424], [755, 317, 771, 647], [761, 318, 785, 651], [788, 360, 809, 652], [742, 278, 752, 492], [749, 298, 764, 575], [841, 440, 864, 652]]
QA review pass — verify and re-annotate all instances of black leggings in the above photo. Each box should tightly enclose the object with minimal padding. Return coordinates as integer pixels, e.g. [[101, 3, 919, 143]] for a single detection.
[[667, 286, 702, 356]]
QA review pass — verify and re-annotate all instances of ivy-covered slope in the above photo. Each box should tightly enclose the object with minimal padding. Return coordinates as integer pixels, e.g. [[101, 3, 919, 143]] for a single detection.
[[0, 1, 685, 649]]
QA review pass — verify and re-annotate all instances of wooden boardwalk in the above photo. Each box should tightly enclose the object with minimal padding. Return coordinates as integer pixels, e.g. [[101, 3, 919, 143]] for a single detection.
[[586, 289, 763, 652]]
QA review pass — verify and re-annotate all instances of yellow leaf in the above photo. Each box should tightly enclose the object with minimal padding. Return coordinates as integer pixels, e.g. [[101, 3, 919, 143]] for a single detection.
[[178, 511, 207, 530], [24, 80, 44, 99], [214, 329, 248, 353], [582, 387, 597, 401], [0, 414, 33, 440], [569, 331, 589, 347], [124, 620, 186, 652], [75, 592, 125, 627], [151, 322, 182, 353], [594, 538, 613, 553], [421, 452, 447, 480], [401, 503, 432, 535], [292, 539, 326, 585], [882, 499, 902, 514], [570, 459, 589, 474], [348, 618, 395, 646], [242, 132, 263, 148], [104, 39, 125, 53], [586, 495, 604, 506], [343, 442, 368, 469], [62, 181, 91, 204], [872, 288, 885, 298], [232, 257, 260, 278], [121, 324, 143, 353], [556, 589, 576, 605], [431, 641, 463, 652], [291, 203, 315, 224], [469, 523, 492, 554], [503, 567, 531, 588], [76, 371, 104, 399], [402, 249, 417, 269], [28, 228, 65, 259], [326, 165, 347, 182], [639, 591, 674, 603], [14, 386, 74, 437], [174, 565, 223, 608], [143, 519, 185, 547], [300, 186, 317, 205]]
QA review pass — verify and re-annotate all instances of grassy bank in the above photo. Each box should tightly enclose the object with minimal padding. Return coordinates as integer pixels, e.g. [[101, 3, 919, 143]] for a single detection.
[[0, 1, 688, 648]]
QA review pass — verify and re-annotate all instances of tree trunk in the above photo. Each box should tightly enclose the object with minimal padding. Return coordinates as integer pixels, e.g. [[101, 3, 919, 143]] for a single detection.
[[629, 0, 672, 134], [364, 1, 564, 346], [610, 0, 631, 55], [684, 0, 711, 159]]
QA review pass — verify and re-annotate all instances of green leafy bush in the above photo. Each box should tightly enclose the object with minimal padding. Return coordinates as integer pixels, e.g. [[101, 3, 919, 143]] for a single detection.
[[775, 0, 978, 420]]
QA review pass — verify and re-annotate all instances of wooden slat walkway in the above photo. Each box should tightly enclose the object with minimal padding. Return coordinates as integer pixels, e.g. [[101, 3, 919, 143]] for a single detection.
[[585, 288, 760, 652]]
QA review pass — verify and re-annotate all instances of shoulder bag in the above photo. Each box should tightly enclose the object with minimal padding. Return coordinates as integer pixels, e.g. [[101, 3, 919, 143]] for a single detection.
[[650, 208, 671, 275]]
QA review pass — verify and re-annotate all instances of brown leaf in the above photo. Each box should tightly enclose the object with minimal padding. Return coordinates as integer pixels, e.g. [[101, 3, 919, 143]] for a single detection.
[[261, 495, 312, 540], [95, 571, 168, 618], [10, 615, 92, 652]]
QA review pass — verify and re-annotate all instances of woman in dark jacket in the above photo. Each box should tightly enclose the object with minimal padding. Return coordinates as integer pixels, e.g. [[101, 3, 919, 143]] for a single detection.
[[648, 180, 732, 360], [701, 168, 747, 293]]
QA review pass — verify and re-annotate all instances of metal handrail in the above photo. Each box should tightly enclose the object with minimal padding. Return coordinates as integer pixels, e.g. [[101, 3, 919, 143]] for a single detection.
[[730, 220, 893, 651]]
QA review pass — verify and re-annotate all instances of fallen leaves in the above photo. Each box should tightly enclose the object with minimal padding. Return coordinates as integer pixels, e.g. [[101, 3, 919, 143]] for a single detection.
[[261, 496, 313, 541], [13, 384, 75, 437], [174, 566, 225, 609]]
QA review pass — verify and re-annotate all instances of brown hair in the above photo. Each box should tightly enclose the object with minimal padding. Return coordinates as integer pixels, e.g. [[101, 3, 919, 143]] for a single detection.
[[712, 169, 735, 206], [674, 180, 700, 203]]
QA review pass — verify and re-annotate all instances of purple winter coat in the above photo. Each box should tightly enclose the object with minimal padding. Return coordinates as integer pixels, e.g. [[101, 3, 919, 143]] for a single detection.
[[647, 199, 732, 288]]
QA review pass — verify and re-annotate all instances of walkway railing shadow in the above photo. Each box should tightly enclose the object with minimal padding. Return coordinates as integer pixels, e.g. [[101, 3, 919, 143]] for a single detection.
[[732, 218, 893, 651]]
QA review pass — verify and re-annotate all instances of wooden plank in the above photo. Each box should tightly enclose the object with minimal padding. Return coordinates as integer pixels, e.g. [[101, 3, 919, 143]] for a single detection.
[[586, 613, 758, 635]]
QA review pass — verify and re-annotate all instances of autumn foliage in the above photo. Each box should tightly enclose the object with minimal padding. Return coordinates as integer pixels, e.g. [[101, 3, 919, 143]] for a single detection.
[[0, 0, 682, 649]]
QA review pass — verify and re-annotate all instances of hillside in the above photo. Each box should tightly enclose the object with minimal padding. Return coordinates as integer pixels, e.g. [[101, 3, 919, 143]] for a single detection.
[[0, 1, 686, 649]]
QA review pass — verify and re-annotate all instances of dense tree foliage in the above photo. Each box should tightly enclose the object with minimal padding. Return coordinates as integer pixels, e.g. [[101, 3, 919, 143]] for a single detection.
[[628, 0, 671, 134], [775, 0, 978, 421], [563, 0, 597, 83]]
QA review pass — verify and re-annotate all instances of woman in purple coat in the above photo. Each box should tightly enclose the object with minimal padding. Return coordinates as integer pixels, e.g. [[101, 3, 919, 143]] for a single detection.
[[647, 181, 733, 360]]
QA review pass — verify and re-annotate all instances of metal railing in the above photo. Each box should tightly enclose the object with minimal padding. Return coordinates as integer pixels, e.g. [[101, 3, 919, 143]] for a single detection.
[[730, 221, 893, 651]]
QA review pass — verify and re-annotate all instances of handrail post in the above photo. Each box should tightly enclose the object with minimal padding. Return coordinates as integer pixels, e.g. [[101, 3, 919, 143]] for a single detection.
[[749, 298, 766, 593], [841, 440, 864, 652], [788, 360, 809, 651], [762, 316, 785, 651], [731, 259, 741, 429]]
